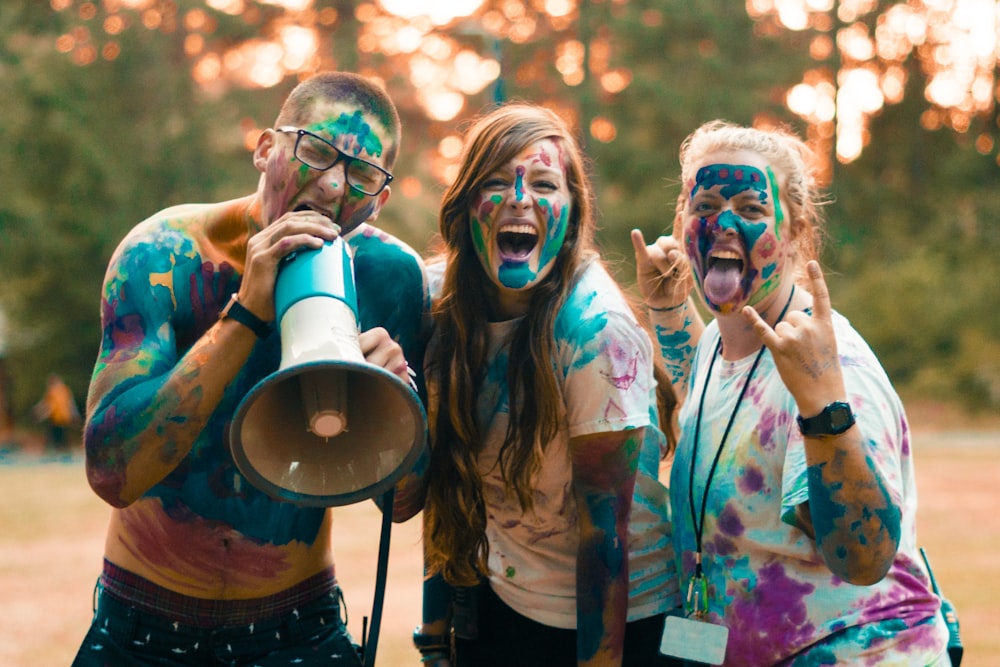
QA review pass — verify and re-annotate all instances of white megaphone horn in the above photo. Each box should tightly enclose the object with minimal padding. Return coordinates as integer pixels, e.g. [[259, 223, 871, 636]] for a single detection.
[[229, 236, 426, 507]]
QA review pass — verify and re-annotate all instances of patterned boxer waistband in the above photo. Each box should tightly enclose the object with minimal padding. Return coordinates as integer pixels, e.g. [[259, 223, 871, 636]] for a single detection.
[[98, 558, 338, 628]]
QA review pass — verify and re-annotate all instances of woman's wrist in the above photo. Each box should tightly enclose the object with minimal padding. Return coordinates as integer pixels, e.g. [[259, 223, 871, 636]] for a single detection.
[[647, 301, 686, 312], [646, 296, 690, 314]]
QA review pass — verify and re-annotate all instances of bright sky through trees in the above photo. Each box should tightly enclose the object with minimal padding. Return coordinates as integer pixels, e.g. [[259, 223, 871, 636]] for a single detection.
[[51, 0, 1000, 166]]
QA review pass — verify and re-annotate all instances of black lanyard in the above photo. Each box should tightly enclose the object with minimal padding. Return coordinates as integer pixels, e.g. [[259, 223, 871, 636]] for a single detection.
[[687, 286, 796, 580]]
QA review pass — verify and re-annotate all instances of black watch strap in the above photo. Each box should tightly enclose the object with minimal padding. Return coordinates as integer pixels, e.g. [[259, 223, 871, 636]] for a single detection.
[[797, 401, 856, 437], [220, 293, 272, 339]]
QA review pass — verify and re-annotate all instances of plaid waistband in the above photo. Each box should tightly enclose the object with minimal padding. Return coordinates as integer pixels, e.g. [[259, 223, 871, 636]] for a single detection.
[[99, 559, 338, 628]]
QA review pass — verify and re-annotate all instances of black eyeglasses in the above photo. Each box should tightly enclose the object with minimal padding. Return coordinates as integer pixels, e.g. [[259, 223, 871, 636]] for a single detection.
[[276, 126, 394, 196]]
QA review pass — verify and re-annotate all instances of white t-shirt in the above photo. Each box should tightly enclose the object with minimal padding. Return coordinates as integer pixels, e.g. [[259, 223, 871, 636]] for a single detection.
[[433, 262, 677, 628]]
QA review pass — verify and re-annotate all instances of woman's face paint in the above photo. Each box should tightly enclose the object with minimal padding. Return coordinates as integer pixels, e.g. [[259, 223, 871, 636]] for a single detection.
[[469, 138, 571, 292], [261, 104, 389, 235], [682, 149, 792, 314]]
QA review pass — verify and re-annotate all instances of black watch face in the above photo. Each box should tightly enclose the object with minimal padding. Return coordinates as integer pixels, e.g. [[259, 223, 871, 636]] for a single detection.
[[830, 406, 852, 430]]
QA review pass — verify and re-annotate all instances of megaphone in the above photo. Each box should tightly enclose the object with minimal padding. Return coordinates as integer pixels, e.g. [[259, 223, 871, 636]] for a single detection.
[[230, 236, 426, 507]]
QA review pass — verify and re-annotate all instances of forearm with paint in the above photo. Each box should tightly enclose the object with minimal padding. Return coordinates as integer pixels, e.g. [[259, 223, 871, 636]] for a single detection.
[[648, 297, 704, 397], [571, 429, 640, 667], [803, 429, 902, 586]]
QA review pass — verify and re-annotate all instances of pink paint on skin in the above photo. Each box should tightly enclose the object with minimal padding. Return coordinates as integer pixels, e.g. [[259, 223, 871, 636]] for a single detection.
[[263, 143, 300, 224], [473, 192, 499, 221], [683, 160, 793, 314], [470, 139, 573, 295], [264, 145, 298, 227], [121, 504, 290, 593]]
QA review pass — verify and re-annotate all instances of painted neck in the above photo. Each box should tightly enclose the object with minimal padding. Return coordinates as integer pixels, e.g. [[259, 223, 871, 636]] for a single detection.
[[716, 281, 805, 361]]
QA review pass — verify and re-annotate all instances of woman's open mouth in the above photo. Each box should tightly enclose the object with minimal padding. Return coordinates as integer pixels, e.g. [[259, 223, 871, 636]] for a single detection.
[[497, 223, 538, 262], [703, 249, 746, 306]]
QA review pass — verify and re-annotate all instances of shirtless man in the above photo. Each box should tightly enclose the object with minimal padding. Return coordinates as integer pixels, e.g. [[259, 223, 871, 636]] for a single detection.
[[73, 71, 428, 666]]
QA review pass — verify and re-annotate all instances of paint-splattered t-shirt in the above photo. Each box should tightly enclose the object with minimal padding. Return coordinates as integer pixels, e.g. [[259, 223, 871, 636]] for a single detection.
[[467, 262, 677, 629], [670, 313, 949, 666]]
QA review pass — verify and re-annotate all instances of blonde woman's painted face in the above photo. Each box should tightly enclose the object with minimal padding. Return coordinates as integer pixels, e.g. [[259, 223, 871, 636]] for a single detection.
[[683, 149, 793, 314], [469, 138, 572, 291]]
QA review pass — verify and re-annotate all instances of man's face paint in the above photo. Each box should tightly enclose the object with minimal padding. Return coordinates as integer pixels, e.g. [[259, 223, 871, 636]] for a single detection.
[[469, 138, 571, 291], [262, 105, 390, 234], [683, 155, 792, 314]]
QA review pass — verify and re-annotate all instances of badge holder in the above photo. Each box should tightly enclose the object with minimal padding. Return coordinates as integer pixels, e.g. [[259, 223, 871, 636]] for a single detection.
[[659, 557, 729, 665]]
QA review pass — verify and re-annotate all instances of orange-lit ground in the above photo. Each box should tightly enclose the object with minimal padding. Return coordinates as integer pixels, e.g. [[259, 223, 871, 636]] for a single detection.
[[2, 413, 997, 665]]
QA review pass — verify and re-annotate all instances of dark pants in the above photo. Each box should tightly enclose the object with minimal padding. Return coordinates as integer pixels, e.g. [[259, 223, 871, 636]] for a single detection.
[[454, 583, 684, 667], [72, 581, 363, 667]]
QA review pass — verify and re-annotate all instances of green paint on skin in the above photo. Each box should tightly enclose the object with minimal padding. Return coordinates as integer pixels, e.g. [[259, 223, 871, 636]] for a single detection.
[[537, 197, 568, 269], [497, 197, 567, 289], [311, 111, 384, 159], [766, 165, 784, 237], [471, 214, 488, 259], [505, 566, 516, 578]]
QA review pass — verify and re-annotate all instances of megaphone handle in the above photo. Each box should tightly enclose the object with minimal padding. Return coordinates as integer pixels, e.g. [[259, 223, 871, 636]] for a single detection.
[[362, 487, 394, 666]]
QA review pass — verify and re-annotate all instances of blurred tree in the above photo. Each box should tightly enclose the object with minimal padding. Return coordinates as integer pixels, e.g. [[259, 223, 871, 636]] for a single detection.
[[0, 0, 281, 417], [827, 62, 1000, 411], [1, 0, 997, 417]]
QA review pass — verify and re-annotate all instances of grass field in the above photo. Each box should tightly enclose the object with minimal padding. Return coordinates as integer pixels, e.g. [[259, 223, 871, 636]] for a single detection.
[[1, 421, 997, 666]]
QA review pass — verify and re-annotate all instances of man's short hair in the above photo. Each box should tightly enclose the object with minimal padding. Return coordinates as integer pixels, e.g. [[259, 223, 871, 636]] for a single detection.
[[276, 72, 401, 168]]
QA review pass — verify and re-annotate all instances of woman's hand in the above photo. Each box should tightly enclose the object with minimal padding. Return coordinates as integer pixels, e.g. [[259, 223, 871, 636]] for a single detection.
[[360, 327, 413, 387], [630, 228, 694, 310], [741, 261, 845, 416]]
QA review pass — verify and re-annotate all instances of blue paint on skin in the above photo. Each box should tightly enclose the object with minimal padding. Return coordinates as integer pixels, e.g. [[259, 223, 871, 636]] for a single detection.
[[693, 163, 768, 201], [497, 166, 533, 287], [537, 198, 568, 270], [872, 469, 903, 546], [138, 224, 426, 548], [578, 493, 623, 660], [498, 262, 534, 288], [716, 210, 768, 250], [654, 321, 695, 362], [689, 163, 789, 311], [806, 463, 846, 547], [497, 198, 567, 290]]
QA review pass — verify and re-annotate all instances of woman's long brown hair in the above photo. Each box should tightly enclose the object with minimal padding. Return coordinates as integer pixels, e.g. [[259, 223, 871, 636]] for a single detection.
[[423, 103, 677, 586]]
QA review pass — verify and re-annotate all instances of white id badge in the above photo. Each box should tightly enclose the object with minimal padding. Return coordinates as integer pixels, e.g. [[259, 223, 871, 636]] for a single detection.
[[659, 614, 729, 665]]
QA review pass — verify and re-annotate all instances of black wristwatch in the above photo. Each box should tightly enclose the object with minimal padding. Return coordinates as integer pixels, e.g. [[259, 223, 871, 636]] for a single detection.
[[220, 293, 272, 340], [797, 401, 856, 437]]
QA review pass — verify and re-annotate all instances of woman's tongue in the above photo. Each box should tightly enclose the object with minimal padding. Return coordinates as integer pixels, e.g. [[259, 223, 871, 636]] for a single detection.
[[703, 258, 744, 306]]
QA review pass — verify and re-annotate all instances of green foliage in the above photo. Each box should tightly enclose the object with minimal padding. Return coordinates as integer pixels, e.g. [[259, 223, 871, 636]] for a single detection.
[[0, 1, 270, 417], [824, 66, 1000, 414], [0, 0, 997, 419]]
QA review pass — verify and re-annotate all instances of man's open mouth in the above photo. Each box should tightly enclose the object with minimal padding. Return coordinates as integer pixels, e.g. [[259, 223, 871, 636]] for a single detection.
[[497, 223, 538, 262]]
